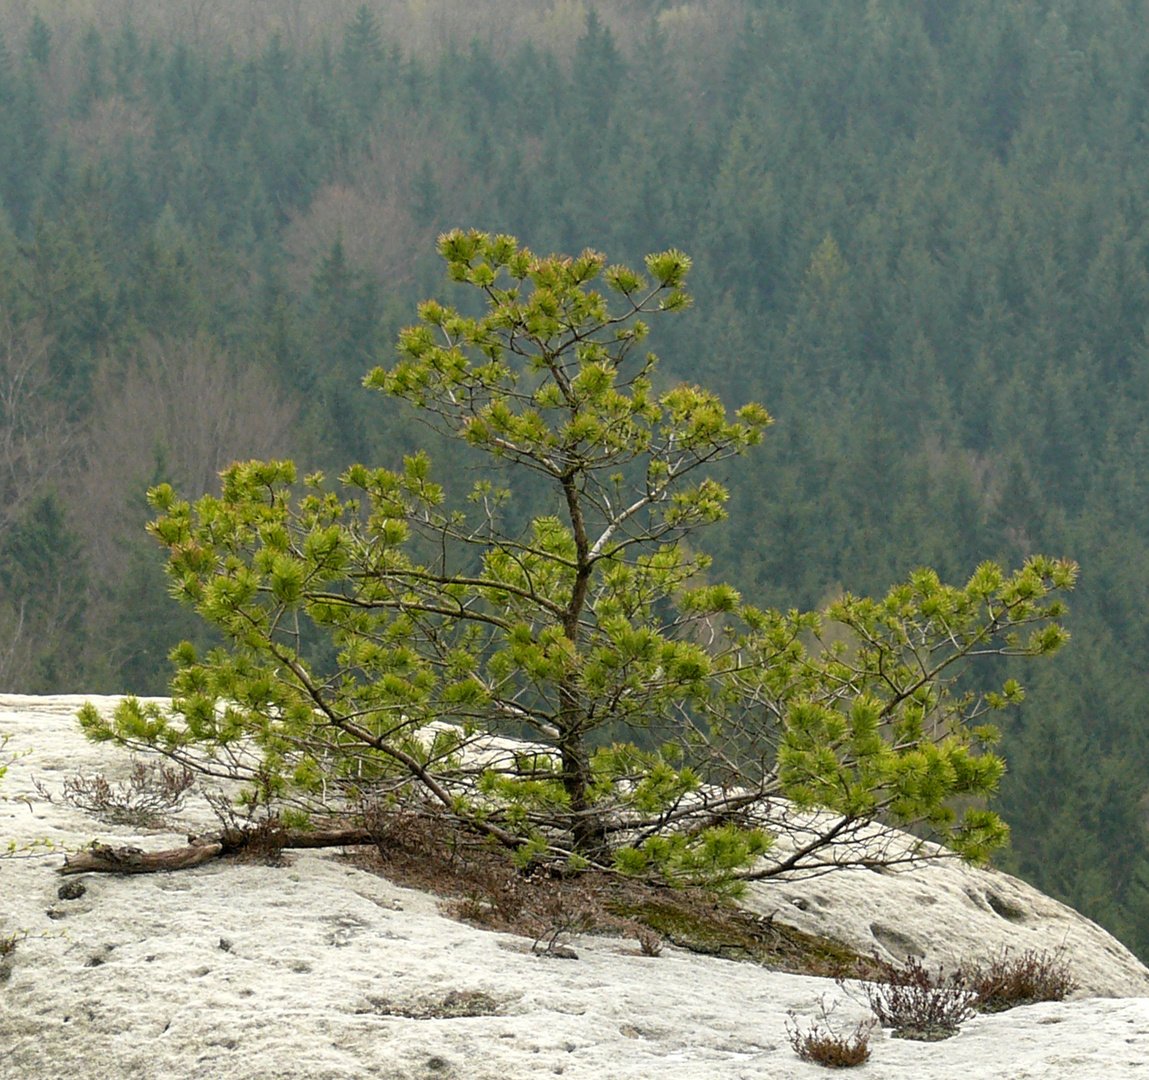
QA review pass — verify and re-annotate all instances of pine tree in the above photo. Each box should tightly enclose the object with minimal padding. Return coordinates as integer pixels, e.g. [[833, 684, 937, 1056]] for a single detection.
[[86, 232, 1074, 890], [340, 5, 386, 119], [26, 15, 50, 70], [72, 27, 108, 118]]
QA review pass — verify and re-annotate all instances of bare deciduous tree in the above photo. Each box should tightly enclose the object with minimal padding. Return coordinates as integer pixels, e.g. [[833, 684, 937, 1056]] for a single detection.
[[0, 310, 74, 541], [72, 333, 301, 590], [0, 308, 85, 690], [283, 180, 425, 296]]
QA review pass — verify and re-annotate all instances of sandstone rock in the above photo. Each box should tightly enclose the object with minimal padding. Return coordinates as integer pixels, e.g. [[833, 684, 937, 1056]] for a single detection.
[[1, 695, 1147, 1080], [742, 817, 1149, 999]]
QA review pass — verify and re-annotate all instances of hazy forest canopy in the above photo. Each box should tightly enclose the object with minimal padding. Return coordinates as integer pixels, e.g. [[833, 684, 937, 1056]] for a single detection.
[[1, 0, 1149, 959]]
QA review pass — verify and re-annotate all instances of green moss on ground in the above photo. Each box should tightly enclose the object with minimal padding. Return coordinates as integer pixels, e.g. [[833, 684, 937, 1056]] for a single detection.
[[607, 898, 882, 978]]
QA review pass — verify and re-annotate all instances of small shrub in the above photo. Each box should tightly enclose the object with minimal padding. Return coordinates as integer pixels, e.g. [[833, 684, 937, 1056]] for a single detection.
[[530, 891, 597, 958], [786, 996, 874, 1068], [53, 759, 196, 827], [854, 955, 977, 1040], [0, 931, 21, 958], [962, 948, 1079, 1012]]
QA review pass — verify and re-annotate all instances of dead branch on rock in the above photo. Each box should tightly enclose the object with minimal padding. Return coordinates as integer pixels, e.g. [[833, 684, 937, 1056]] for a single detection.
[[57, 825, 377, 875], [59, 839, 223, 875]]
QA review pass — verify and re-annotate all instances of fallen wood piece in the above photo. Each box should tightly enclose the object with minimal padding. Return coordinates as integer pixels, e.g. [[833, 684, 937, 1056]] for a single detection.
[[58, 826, 379, 875], [60, 840, 223, 875], [217, 826, 376, 850]]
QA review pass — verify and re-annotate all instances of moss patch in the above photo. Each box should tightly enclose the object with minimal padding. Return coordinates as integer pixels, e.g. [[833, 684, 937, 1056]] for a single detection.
[[606, 899, 881, 978]]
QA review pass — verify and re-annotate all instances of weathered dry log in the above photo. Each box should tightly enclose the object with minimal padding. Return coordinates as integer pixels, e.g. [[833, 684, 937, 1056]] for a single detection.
[[58, 826, 379, 875], [60, 840, 223, 875], [216, 826, 376, 851]]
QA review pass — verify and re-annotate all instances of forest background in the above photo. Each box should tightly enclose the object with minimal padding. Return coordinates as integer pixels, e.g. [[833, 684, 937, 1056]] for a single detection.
[[2, 0, 1148, 961]]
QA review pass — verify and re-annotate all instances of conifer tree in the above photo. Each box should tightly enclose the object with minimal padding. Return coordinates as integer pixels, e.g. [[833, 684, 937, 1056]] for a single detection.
[[83, 231, 1075, 888], [26, 16, 50, 70], [340, 5, 386, 119]]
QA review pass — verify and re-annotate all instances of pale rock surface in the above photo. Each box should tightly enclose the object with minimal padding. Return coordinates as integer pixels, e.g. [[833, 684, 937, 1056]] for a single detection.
[[2, 695, 1149, 1080], [743, 815, 1149, 999]]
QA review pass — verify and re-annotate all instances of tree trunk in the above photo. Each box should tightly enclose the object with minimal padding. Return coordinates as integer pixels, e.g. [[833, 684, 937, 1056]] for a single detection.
[[557, 472, 607, 859]]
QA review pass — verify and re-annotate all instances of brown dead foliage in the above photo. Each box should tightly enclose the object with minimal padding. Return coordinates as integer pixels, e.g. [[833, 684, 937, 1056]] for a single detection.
[[341, 802, 878, 977]]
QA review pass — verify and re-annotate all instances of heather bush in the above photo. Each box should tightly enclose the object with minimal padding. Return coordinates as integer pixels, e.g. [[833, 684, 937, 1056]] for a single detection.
[[787, 996, 875, 1067], [962, 948, 1079, 1012]]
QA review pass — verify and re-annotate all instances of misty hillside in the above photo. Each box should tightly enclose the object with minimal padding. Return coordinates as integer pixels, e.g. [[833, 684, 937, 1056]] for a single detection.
[[2, 0, 1149, 962]]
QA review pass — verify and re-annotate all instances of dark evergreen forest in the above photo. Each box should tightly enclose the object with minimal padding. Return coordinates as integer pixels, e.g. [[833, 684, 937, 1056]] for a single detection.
[[2, 0, 1149, 960]]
